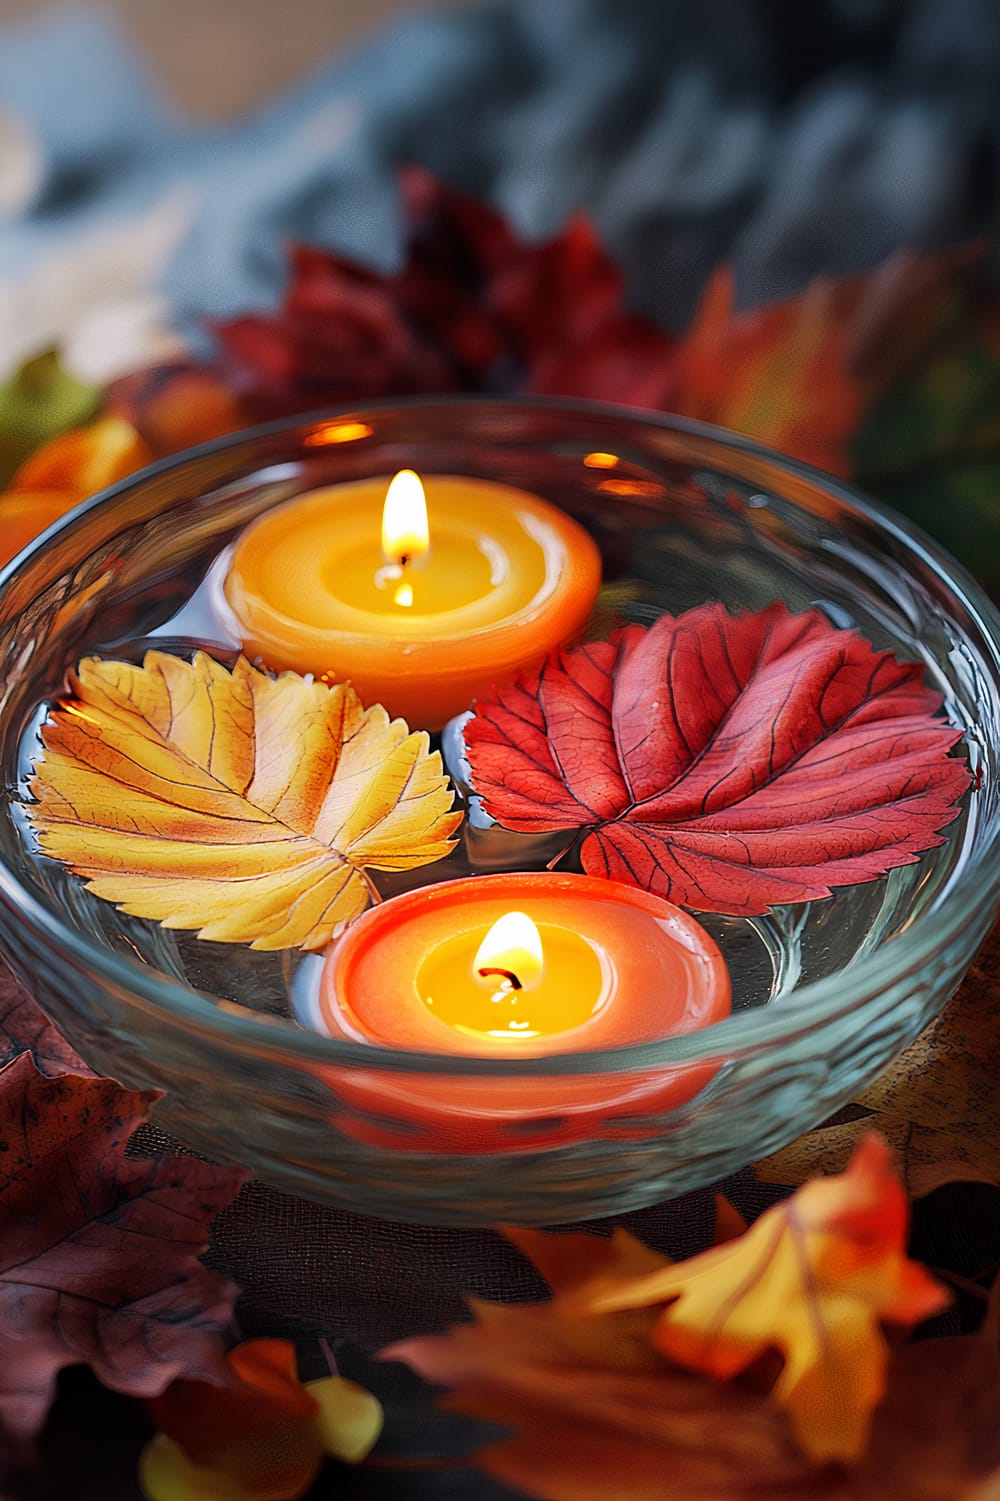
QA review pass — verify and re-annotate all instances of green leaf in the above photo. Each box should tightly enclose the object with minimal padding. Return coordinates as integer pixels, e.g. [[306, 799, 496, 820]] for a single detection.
[[852, 307, 1000, 591], [0, 350, 100, 486]]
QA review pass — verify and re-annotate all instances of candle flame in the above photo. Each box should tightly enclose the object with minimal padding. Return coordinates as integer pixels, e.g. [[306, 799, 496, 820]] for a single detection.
[[473, 911, 544, 993], [381, 469, 429, 567]]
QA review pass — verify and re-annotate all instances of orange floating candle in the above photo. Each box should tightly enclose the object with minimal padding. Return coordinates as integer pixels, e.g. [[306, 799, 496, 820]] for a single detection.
[[223, 471, 601, 729], [315, 873, 731, 1154]]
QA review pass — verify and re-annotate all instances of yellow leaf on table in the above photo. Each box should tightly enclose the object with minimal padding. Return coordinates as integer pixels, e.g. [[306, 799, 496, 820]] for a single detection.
[[29, 652, 461, 951], [306, 1375, 383, 1463], [581, 1138, 948, 1464]]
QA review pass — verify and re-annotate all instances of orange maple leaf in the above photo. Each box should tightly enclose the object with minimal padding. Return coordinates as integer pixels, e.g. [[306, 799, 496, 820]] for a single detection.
[[10, 414, 154, 496], [389, 1228, 837, 1501], [390, 1139, 949, 1500], [28, 652, 461, 951], [0, 489, 80, 567], [586, 1136, 948, 1462], [673, 265, 861, 476], [671, 245, 988, 482]]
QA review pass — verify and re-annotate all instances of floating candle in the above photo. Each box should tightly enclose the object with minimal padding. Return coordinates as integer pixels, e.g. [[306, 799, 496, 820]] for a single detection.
[[315, 873, 731, 1153], [222, 472, 601, 729]]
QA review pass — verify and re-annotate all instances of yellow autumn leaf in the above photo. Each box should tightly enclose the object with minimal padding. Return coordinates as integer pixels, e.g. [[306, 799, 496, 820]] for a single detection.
[[580, 1138, 948, 1464], [28, 651, 461, 951], [307, 1376, 384, 1464]]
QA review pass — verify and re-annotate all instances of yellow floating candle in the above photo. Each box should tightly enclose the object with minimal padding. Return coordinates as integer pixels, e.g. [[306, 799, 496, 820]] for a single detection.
[[222, 471, 601, 728]]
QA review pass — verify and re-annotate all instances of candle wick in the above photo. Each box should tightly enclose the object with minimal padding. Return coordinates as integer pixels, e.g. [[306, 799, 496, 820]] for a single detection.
[[477, 966, 522, 991]]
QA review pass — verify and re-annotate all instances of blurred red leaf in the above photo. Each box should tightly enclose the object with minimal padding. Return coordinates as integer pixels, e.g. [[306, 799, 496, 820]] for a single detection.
[[0, 967, 92, 1077], [217, 245, 458, 411], [464, 602, 969, 915], [211, 167, 677, 416], [0, 1053, 246, 1454]]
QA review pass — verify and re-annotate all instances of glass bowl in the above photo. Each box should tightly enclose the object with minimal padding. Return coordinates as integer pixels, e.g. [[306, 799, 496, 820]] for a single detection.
[[0, 399, 997, 1226]]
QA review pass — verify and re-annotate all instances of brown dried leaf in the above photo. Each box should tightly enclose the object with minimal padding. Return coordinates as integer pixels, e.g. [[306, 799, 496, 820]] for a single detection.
[[28, 651, 461, 951], [756, 1113, 997, 1199], [389, 1227, 850, 1501], [0, 1054, 245, 1452], [757, 921, 1000, 1193], [856, 922, 1000, 1173], [0, 965, 93, 1077]]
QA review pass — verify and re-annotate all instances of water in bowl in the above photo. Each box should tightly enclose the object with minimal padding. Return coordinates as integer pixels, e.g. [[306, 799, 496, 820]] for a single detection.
[[7, 463, 980, 1044]]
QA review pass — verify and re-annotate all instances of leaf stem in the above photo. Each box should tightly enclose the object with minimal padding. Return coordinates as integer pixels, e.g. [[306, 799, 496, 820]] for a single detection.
[[928, 1266, 990, 1304], [545, 834, 585, 872], [358, 870, 384, 905]]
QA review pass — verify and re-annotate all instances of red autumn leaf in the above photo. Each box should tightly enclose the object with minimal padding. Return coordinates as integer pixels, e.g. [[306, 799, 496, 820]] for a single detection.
[[0, 1053, 246, 1452], [463, 602, 970, 915], [393, 164, 517, 380], [217, 245, 459, 413], [0, 966, 93, 1076], [487, 214, 624, 360], [211, 167, 678, 417], [528, 308, 677, 409]]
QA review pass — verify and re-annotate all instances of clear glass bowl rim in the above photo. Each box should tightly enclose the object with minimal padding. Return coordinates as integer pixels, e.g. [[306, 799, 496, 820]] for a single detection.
[[1, 395, 998, 1079]]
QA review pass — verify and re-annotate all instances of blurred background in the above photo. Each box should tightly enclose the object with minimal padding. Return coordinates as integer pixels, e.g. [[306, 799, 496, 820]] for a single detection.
[[0, 0, 471, 118], [1, 0, 997, 577]]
